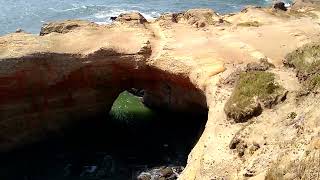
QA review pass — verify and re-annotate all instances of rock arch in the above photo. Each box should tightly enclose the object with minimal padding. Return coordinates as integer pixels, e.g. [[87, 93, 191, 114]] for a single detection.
[[0, 23, 211, 151]]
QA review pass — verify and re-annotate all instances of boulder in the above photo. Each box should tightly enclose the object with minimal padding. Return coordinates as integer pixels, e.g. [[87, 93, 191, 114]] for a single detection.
[[115, 12, 148, 24], [273, 1, 288, 11]]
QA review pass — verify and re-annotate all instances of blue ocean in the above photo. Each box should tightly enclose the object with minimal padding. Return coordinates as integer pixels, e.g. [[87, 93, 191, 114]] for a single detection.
[[0, 0, 287, 35]]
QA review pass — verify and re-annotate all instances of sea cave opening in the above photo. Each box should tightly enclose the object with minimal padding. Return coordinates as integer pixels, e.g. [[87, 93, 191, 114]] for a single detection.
[[0, 88, 208, 180]]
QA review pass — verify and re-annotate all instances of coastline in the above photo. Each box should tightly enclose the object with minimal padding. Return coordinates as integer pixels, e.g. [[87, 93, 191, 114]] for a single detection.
[[0, 0, 277, 36], [1, 0, 320, 179]]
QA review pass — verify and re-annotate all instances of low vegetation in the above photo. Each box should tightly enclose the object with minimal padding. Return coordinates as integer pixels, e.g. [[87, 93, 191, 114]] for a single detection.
[[268, 9, 319, 19], [284, 42, 320, 93], [266, 138, 320, 180], [288, 112, 298, 120], [224, 71, 286, 123], [237, 21, 262, 27]]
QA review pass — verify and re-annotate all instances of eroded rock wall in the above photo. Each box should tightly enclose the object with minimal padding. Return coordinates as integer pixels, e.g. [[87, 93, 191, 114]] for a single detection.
[[2, 5, 320, 180], [0, 19, 208, 151]]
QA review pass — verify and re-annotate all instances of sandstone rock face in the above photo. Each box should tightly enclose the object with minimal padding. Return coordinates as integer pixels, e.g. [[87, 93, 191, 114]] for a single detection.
[[1, 6, 320, 180]]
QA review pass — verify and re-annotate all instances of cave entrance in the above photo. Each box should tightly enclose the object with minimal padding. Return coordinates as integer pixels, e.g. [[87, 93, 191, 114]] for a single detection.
[[0, 89, 208, 180]]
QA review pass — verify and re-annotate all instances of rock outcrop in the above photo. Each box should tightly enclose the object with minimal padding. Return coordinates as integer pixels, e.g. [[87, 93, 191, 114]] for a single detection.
[[40, 20, 96, 36], [157, 8, 221, 27], [115, 12, 148, 24], [1, 6, 320, 180], [273, 1, 288, 11]]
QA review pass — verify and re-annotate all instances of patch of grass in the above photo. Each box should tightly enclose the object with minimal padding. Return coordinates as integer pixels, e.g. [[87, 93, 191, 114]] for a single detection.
[[224, 71, 286, 122], [285, 43, 320, 92], [285, 43, 320, 76], [237, 21, 262, 27]]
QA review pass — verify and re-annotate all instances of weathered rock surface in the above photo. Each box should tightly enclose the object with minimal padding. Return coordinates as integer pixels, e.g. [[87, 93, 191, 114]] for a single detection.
[[292, 0, 320, 10], [115, 12, 148, 25], [156, 8, 221, 27], [1, 6, 320, 180], [40, 20, 96, 36]]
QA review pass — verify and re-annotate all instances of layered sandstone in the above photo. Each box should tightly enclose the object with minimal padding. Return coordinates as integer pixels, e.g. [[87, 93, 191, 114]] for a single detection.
[[1, 1, 320, 179]]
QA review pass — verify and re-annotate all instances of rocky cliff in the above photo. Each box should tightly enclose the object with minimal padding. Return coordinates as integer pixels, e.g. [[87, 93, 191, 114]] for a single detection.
[[1, 1, 320, 179]]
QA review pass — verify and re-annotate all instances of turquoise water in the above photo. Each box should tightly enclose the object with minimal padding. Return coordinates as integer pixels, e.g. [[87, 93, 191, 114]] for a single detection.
[[0, 0, 281, 35]]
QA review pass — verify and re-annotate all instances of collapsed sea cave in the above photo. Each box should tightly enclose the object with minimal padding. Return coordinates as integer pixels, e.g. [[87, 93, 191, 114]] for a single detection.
[[0, 89, 208, 180]]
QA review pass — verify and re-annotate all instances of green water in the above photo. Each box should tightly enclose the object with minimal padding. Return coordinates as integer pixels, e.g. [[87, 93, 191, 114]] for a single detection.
[[109, 91, 156, 123]]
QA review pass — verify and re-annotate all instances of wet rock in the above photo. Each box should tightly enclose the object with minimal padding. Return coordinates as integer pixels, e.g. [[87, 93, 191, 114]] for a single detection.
[[159, 167, 174, 177], [95, 155, 115, 177], [110, 16, 117, 21], [15, 28, 24, 33], [138, 173, 152, 180], [137, 166, 183, 180], [273, 1, 288, 11]]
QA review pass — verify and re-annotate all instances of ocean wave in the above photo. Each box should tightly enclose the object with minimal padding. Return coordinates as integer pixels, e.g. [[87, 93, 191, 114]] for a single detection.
[[48, 6, 84, 13]]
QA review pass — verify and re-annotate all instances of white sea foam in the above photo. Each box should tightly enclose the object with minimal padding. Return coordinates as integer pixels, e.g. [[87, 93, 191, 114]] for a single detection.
[[48, 7, 82, 12]]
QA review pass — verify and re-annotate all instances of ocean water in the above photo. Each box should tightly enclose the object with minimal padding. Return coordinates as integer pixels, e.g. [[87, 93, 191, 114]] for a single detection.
[[0, 0, 282, 35]]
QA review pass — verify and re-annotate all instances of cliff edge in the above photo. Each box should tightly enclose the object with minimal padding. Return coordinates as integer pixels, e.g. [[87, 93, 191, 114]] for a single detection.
[[1, 1, 320, 179]]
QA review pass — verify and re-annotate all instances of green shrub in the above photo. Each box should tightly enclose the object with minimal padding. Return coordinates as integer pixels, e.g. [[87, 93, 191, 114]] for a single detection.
[[225, 71, 286, 122]]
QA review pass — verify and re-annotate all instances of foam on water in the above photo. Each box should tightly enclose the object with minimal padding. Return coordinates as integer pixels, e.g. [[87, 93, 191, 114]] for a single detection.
[[0, 0, 284, 35]]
